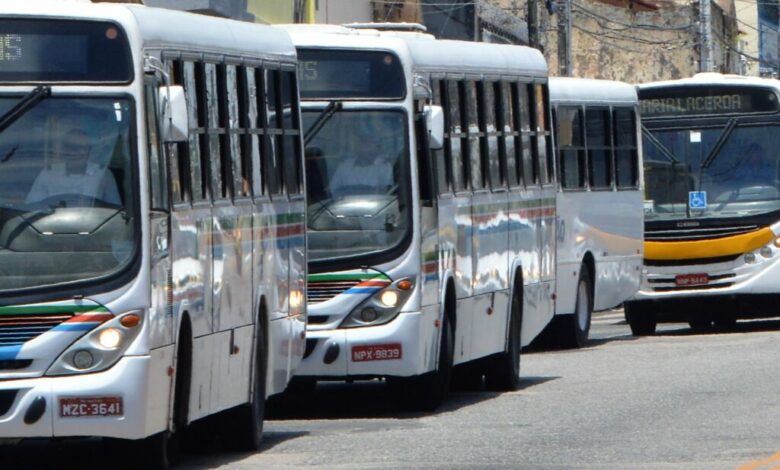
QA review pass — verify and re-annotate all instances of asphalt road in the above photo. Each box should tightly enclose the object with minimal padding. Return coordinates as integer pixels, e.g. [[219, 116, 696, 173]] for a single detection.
[[3, 310, 780, 469]]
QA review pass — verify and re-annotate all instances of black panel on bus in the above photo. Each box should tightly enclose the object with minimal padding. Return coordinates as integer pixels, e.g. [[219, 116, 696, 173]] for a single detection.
[[639, 85, 780, 118], [0, 19, 133, 83], [297, 48, 405, 100]]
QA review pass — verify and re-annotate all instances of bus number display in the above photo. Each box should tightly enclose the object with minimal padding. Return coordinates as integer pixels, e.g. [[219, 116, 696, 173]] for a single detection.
[[0, 34, 22, 62]]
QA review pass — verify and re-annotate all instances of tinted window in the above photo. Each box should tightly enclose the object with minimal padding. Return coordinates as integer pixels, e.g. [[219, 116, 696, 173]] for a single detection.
[[586, 108, 612, 188]]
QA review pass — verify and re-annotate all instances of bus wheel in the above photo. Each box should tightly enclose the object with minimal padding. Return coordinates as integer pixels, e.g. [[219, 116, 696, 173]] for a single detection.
[[403, 313, 453, 411], [226, 321, 266, 451], [485, 284, 522, 391], [625, 302, 656, 336], [713, 315, 737, 331], [140, 431, 178, 470], [556, 268, 593, 349]]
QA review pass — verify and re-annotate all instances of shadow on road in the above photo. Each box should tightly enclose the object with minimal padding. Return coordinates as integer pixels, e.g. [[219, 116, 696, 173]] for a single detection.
[[267, 374, 559, 421], [653, 317, 780, 337]]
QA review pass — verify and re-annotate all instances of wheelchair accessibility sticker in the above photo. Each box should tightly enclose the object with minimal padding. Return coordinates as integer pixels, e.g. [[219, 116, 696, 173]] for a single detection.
[[689, 191, 707, 209]]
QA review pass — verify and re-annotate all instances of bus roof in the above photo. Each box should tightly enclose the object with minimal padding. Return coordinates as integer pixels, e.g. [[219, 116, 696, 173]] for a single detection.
[[550, 77, 637, 105], [0, 1, 296, 63], [279, 23, 547, 80], [638, 73, 780, 92]]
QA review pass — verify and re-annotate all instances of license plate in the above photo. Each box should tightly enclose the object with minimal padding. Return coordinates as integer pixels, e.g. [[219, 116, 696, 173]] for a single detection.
[[59, 397, 123, 417], [352, 343, 402, 362], [675, 273, 709, 287]]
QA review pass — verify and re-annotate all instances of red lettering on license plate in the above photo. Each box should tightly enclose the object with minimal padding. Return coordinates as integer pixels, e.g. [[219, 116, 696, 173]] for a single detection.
[[675, 273, 709, 287], [352, 344, 402, 362], [59, 397, 123, 417]]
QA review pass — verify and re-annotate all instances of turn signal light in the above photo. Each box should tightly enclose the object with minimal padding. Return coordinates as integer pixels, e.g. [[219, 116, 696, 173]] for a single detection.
[[774, 237, 780, 248], [120, 314, 141, 328], [397, 279, 413, 290]]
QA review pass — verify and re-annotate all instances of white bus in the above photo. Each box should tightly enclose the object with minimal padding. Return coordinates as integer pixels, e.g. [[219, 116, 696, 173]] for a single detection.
[[281, 24, 556, 409], [0, 2, 306, 466], [627, 73, 780, 334], [539, 78, 644, 348]]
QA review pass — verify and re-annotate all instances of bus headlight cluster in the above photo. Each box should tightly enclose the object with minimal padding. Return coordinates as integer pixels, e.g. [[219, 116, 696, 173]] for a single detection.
[[340, 278, 415, 328], [744, 252, 757, 264], [759, 246, 774, 258], [46, 311, 144, 376]]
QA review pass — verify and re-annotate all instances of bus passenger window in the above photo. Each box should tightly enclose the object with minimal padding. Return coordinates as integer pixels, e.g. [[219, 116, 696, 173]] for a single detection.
[[448, 80, 467, 192], [586, 108, 613, 189], [483, 82, 502, 189], [281, 71, 302, 195], [499, 82, 518, 187], [532, 84, 548, 185], [250, 67, 265, 196], [264, 68, 282, 196], [226, 65, 246, 198], [517, 84, 535, 186], [205, 63, 224, 199], [466, 81, 483, 190], [167, 58, 189, 203], [614, 108, 638, 188], [433, 80, 450, 194], [184, 61, 205, 201], [557, 106, 586, 189]]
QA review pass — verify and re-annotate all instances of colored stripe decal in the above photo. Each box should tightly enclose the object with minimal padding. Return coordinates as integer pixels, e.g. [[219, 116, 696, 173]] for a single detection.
[[644, 227, 774, 261], [52, 323, 99, 332], [0, 345, 22, 361], [344, 287, 384, 294], [66, 314, 114, 323], [308, 273, 391, 282], [0, 305, 109, 316]]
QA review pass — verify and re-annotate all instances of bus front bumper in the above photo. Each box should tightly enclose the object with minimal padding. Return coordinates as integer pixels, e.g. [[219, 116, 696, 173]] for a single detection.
[[295, 310, 437, 379], [0, 356, 155, 440]]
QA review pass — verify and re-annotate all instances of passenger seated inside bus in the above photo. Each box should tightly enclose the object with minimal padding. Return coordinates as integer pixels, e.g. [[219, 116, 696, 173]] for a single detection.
[[26, 128, 121, 207]]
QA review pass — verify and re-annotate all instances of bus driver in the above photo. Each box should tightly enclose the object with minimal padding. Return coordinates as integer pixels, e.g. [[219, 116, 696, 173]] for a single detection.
[[26, 128, 121, 206]]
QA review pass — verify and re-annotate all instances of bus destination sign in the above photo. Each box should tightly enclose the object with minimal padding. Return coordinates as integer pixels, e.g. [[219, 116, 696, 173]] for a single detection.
[[639, 86, 780, 117]]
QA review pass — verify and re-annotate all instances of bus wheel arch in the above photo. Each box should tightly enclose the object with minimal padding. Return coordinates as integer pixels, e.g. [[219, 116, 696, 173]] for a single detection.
[[484, 268, 523, 391], [172, 313, 193, 434]]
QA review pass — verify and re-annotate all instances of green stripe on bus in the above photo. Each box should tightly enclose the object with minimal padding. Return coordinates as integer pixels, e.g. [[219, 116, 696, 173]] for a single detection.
[[308, 272, 391, 282], [0, 304, 109, 316]]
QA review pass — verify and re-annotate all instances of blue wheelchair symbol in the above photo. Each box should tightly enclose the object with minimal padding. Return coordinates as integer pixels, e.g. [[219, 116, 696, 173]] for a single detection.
[[689, 191, 707, 209]]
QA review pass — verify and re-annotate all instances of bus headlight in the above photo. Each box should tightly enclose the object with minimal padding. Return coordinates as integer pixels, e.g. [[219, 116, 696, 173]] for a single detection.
[[46, 311, 144, 376], [340, 278, 415, 328], [760, 246, 773, 258], [744, 252, 757, 264]]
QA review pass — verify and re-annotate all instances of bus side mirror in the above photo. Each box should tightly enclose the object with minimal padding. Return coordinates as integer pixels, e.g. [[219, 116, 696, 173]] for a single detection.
[[158, 85, 188, 143], [424, 105, 444, 150]]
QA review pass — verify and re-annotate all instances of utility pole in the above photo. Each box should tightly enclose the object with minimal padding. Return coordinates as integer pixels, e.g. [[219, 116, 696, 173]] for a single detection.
[[527, 0, 539, 49], [557, 0, 572, 76], [699, 0, 713, 72]]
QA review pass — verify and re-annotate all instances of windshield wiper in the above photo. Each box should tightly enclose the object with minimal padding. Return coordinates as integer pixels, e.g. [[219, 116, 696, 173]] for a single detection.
[[0, 85, 51, 135], [642, 125, 680, 164], [304, 100, 342, 146], [700, 118, 737, 169]]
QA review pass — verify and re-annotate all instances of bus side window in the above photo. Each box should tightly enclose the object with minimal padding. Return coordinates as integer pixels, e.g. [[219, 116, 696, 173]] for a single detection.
[[144, 80, 168, 211], [557, 106, 586, 189], [494, 81, 509, 188], [167, 58, 190, 204], [251, 67, 266, 197], [447, 80, 467, 192], [225, 64, 245, 198], [205, 63, 224, 200], [184, 61, 206, 201], [432, 79, 450, 195], [539, 84, 554, 185], [264, 68, 283, 196], [483, 81, 502, 189], [585, 107, 613, 189], [466, 81, 483, 190], [614, 107, 639, 189], [236, 65, 253, 198], [530, 84, 548, 185], [281, 70, 302, 195], [517, 83, 535, 186]]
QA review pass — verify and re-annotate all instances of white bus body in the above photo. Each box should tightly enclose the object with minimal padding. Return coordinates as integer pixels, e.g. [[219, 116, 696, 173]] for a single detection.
[[544, 77, 644, 347], [0, 2, 305, 464], [628, 73, 780, 334], [283, 24, 556, 408]]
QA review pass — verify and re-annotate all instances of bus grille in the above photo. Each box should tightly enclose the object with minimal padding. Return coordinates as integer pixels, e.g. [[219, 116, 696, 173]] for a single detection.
[[645, 224, 759, 242], [0, 313, 73, 346], [307, 280, 361, 304]]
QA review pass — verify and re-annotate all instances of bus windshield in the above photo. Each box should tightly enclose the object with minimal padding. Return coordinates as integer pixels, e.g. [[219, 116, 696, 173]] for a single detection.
[[303, 109, 410, 264], [643, 122, 780, 220], [0, 96, 136, 294]]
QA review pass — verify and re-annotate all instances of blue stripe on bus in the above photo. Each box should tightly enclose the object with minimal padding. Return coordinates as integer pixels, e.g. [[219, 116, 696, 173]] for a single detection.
[[0, 345, 22, 361], [51, 323, 98, 332], [343, 287, 383, 295]]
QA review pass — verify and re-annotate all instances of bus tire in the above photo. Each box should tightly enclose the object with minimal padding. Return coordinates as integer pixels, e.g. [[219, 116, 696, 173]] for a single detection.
[[484, 281, 522, 391], [625, 301, 656, 336], [556, 267, 593, 349], [226, 315, 267, 451], [140, 431, 178, 470], [403, 312, 453, 411], [688, 318, 713, 332]]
